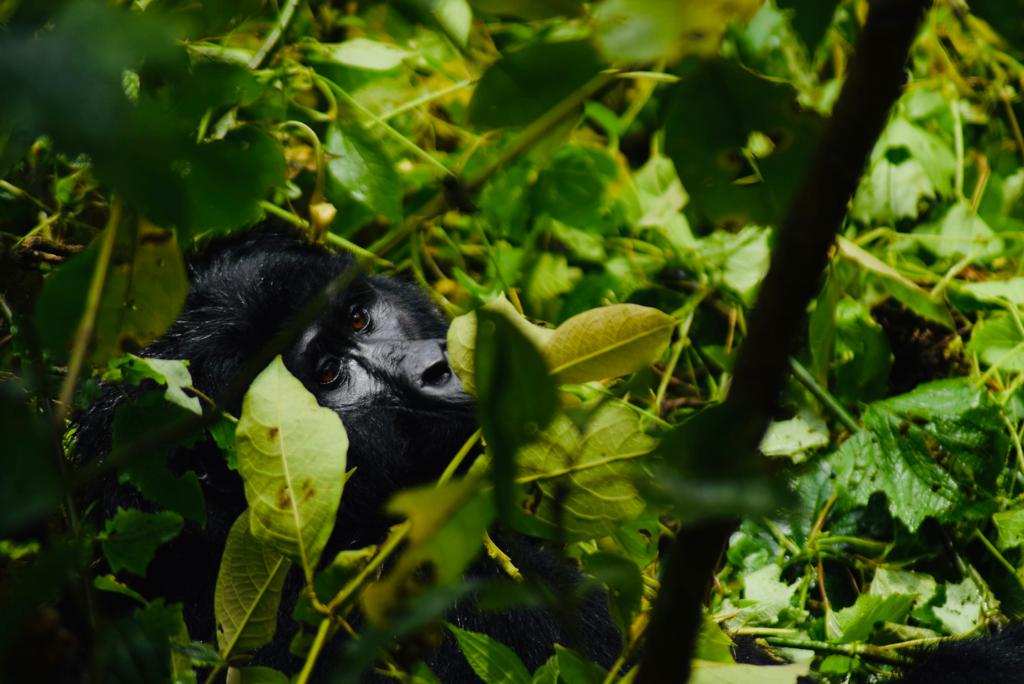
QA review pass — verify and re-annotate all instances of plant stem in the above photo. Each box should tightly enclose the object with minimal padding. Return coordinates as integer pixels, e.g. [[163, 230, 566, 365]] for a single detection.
[[762, 636, 910, 666], [296, 617, 333, 684], [787, 357, 860, 434], [248, 0, 300, 69], [325, 522, 410, 613], [55, 201, 122, 430]]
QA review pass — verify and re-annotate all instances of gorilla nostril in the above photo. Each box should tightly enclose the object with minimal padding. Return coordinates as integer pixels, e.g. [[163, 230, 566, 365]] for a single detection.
[[421, 359, 451, 387]]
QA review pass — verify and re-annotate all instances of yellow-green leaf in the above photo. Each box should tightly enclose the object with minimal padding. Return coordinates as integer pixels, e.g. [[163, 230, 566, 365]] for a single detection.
[[447, 296, 553, 394], [236, 356, 348, 575], [546, 304, 675, 384], [214, 511, 291, 657], [516, 403, 655, 540]]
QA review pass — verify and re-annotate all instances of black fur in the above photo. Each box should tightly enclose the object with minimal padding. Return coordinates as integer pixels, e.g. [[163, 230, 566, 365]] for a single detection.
[[75, 229, 620, 681], [894, 624, 1024, 684]]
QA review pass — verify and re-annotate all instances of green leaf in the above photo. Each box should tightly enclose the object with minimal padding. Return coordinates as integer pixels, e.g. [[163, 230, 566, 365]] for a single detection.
[[475, 308, 558, 518], [93, 574, 147, 606], [965, 0, 1024, 53], [447, 624, 531, 684], [776, 0, 840, 51], [851, 117, 955, 224], [113, 391, 206, 524], [36, 223, 188, 364], [832, 297, 892, 403], [214, 511, 291, 656], [759, 410, 829, 461], [954, 278, 1024, 309], [0, 388, 60, 535], [594, 0, 761, 63], [516, 403, 654, 540], [967, 313, 1024, 372], [362, 479, 493, 621], [468, 0, 583, 20], [100, 508, 183, 576], [237, 666, 290, 684], [698, 225, 771, 306], [993, 509, 1024, 550], [324, 38, 413, 71], [831, 380, 1005, 530], [869, 566, 937, 608], [690, 661, 807, 684], [913, 203, 1003, 263], [634, 154, 688, 229], [836, 236, 954, 329], [828, 593, 914, 643], [467, 40, 604, 129], [551, 645, 607, 683], [663, 60, 823, 226], [324, 121, 403, 230], [533, 146, 620, 232], [546, 304, 675, 384], [582, 552, 642, 634], [104, 355, 201, 415], [932, 577, 983, 635], [447, 296, 554, 394], [236, 356, 348, 573], [406, 0, 473, 47]]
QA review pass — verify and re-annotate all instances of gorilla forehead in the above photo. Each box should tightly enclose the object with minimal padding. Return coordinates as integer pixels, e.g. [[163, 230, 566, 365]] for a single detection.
[[147, 231, 448, 397]]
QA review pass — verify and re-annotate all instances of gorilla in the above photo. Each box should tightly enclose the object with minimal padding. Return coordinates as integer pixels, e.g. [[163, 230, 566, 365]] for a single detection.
[[75, 228, 620, 681]]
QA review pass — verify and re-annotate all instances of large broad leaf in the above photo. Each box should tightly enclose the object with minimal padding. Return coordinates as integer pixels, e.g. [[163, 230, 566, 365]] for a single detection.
[[467, 40, 604, 129], [831, 379, 1005, 531], [851, 117, 955, 224], [113, 391, 206, 524], [663, 59, 823, 227], [476, 310, 558, 519], [214, 511, 291, 657], [546, 304, 675, 384], [36, 222, 187, 364], [967, 312, 1024, 372], [449, 298, 673, 390], [447, 624, 530, 684], [323, 38, 413, 71], [827, 593, 914, 643], [236, 356, 348, 575], [361, 479, 494, 622], [447, 296, 554, 394], [836, 236, 954, 329], [515, 403, 655, 541], [594, 0, 762, 63], [690, 661, 807, 684], [103, 355, 201, 415], [776, 0, 840, 51], [912, 203, 1002, 263], [100, 508, 183, 577], [324, 121, 403, 233]]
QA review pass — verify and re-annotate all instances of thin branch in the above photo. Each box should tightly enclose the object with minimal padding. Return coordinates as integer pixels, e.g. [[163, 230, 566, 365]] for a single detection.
[[248, 0, 301, 70]]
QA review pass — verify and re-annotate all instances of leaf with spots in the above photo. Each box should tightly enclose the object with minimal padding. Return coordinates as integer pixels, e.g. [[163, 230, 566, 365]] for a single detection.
[[214, 511, 291, 658], [235, 356, 348, 578]]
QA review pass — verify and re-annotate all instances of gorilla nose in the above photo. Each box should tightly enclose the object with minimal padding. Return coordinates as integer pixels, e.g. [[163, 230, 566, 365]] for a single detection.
[[404, 341, 470, 404]]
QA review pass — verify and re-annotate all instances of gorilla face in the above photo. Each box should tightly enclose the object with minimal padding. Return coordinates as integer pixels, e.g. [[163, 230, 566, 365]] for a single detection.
[[279, 272, 477, 543]]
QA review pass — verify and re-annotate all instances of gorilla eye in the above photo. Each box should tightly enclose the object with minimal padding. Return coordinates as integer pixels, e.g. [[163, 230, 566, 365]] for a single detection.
[[350, 306, 370, 333], [317, 357, 342, 386]]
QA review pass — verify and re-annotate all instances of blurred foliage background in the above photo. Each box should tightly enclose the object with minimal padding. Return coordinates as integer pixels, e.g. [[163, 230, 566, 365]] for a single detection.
[[5, 0, 1024, 682]]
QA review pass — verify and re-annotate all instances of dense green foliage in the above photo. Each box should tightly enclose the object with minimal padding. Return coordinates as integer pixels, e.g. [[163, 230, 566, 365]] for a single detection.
[[4, 0, 1024, 682]]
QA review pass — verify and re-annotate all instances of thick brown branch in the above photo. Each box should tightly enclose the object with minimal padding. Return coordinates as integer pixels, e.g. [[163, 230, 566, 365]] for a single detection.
[[635, 1, 931, 682]]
